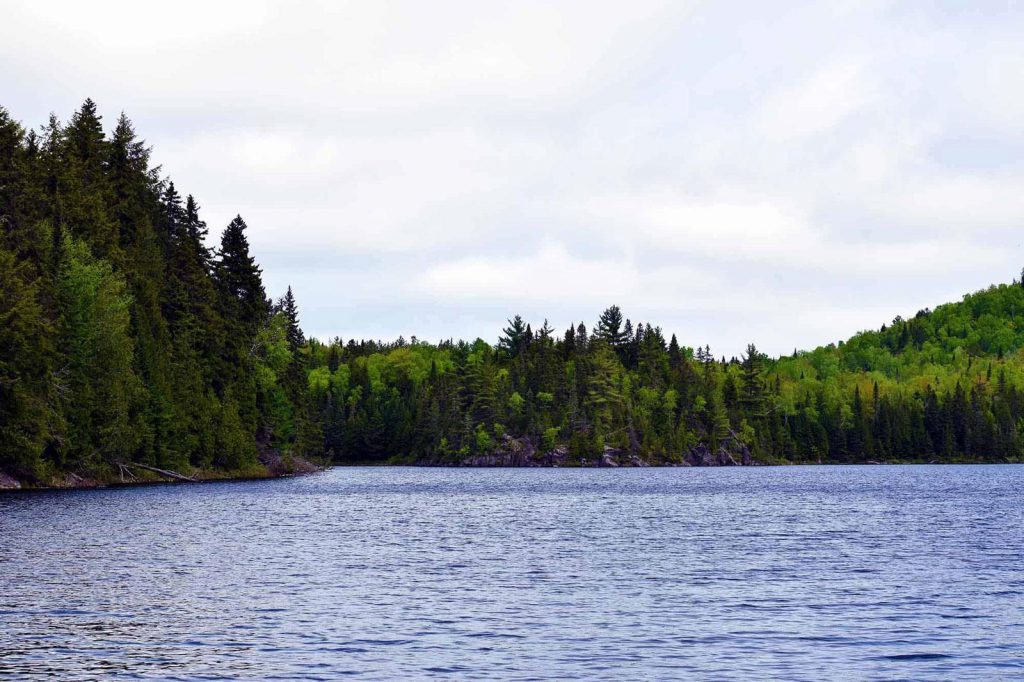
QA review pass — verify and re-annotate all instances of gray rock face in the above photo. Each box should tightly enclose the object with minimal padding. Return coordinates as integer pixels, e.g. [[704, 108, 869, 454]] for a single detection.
[[684, 436, 757, 467], [461, 435, 561, 467], [599, 448, 620, 467], [419, 433, 760, 467]]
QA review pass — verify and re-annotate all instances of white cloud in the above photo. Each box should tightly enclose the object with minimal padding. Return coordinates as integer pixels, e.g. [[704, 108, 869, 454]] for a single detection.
[[757, 56, 877, 142], [2, 0, 1023, 355], [577, 192, 1007, 278], [415, 242, 724, 307]]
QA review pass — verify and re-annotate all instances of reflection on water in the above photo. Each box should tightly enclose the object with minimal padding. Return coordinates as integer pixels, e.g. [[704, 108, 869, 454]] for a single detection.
[[1, 465, 1022, 679]]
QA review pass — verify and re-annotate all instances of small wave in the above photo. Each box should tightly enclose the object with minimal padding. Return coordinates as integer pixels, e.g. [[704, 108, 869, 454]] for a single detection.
[[877, 653, 954, 661], [465, 632, 527, 639]]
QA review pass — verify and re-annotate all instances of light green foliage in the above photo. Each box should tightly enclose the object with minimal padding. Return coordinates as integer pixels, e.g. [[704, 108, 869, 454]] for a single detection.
[[302, 279, 1024, 465], [253, 312, 298, 447], [542, 427, 560, 452], [57, 236, 140, 466], [307, 366, 331, 397], [7, 100, 1024, 483], [474, 424, 493, 452], [257, 312, 293, 376]]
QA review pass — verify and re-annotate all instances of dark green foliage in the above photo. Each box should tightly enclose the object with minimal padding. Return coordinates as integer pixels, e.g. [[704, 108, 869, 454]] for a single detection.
[[301, 280, 1024, 467], [594, 305, 628, 346], [0, 246, 55, 478], [0, 102, 312, 483], [498, 315, 528, 357], [3, 100, 1024, 482], [280, 286, 304, 353]]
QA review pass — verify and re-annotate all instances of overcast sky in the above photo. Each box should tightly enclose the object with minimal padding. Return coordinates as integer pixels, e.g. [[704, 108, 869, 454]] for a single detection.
[[3, 1, 1023, 356]]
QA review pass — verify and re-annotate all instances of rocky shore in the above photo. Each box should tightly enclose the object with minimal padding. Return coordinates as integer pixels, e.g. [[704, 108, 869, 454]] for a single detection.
[[419, 434, 760, 468], [2, 437, 761, 489], [0, 450, 323, 492]]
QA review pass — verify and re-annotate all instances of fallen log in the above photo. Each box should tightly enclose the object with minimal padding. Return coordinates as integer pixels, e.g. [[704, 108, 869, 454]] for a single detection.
[[125, 463, 196, 482], [117, 463, 137, 483]]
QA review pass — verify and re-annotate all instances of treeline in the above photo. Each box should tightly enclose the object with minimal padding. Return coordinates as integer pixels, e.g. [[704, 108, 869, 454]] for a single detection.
[[4, 102, 1024, 483], [0, 101, 317, 482], [304, 287, 1024, 465]]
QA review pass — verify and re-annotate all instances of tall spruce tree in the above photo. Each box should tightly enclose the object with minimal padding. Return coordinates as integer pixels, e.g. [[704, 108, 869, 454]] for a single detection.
[[280, 285, 304, 353], [215, 215, 268, 339]]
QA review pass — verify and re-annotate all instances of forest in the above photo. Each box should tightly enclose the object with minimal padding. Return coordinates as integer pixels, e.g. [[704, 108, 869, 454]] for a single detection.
[[3, 101, 1024, 486]]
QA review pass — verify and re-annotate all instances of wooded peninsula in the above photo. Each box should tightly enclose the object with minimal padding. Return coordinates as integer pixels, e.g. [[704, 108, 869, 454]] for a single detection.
[[2, 102, 1023, 488]]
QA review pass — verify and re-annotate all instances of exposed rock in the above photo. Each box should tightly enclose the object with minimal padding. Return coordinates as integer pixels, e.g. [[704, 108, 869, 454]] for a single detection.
[[685, 437, 758, 467], [257, 441, 323, 476], [541, 446, 569, 467], [416, 433, 763, 468], [0, 470, 22, 490], [686, 444, 716, 467], [715, 448, 739, 466], [56, 472, 100, 488], [600, 445, 633, 467], [263, 453, 322, 476], [462, 435, 543, 467]]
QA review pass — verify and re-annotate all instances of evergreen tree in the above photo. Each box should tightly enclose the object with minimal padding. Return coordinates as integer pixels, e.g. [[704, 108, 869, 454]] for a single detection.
[[63, 99, 119, 260], [739, 343, 766, 418], [594, 304, 628, 346], [0, 246, 55, 478], [215, 215, 268, 336], [575, 322, 589, 353], [498, 314, 527, 357], [6, 99, 1024, 484], [280, 285, 305, 353]]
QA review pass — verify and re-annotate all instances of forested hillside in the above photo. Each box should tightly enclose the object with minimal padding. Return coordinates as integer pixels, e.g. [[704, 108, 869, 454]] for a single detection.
[[305, 283, 1024, 467], [0, 101, 318, 485], [3, 102, 1023, 487]]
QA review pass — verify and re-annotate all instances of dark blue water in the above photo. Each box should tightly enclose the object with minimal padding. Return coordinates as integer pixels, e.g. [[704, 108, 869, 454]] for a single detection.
[[1, 466, 1022, 680]]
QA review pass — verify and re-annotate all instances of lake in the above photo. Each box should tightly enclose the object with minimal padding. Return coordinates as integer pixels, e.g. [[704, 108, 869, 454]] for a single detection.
[[1, 465, 1022, 680]]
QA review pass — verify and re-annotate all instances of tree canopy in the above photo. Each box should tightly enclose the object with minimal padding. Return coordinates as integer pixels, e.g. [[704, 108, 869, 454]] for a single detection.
[[3, 101, 1024, 485]]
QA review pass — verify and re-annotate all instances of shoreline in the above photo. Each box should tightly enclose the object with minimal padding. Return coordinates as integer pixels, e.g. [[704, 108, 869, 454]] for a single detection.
[[4, 458, 1020, 493], [0, 453, 325, 493]]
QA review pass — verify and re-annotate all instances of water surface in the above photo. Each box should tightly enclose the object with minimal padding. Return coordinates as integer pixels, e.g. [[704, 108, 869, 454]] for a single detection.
[[1, 465, 1022, 679]]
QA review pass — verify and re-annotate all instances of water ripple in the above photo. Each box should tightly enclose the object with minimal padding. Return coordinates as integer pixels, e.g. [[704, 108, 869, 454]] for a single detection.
[[1, 465, 1022, 679]]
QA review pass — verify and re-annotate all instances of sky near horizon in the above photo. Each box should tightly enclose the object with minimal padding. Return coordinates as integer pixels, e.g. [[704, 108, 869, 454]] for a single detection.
[[3, 1, 1023, 356]]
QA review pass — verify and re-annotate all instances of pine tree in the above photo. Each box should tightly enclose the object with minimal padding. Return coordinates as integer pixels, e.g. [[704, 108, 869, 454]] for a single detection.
[[594, 304, 628, 346], [498, 314, 527, 357]]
